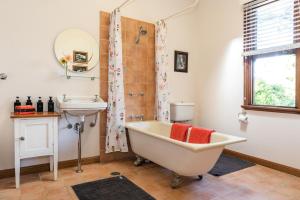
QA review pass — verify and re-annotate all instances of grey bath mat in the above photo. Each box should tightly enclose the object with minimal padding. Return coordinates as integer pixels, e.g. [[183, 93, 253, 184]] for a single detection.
[[72, 176, 155, 200], [209, 153, 255, 176]]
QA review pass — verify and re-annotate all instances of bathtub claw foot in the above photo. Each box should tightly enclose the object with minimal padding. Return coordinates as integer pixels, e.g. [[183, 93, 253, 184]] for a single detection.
[[198, 175, 203, 181], [134, 156, 145, 166], [171, 175, 183, 189]]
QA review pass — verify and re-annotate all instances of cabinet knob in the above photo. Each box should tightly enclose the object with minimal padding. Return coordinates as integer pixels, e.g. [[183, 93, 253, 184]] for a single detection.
[[19, 137, 25, 141]]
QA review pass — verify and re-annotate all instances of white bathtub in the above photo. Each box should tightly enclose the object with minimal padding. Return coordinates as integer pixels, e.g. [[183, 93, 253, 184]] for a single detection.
[[125, 121, 246, 177]]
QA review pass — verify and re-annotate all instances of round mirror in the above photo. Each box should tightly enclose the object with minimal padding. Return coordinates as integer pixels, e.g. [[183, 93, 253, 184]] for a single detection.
[[54, 28, 99, 73]]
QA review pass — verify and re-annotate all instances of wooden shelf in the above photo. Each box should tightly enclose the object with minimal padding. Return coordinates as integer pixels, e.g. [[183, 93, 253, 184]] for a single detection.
[[10, 112, 61, 119]]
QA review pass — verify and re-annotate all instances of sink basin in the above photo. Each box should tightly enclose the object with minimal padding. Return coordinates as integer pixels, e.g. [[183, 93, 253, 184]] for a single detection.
[[57, 96, 107, 116]]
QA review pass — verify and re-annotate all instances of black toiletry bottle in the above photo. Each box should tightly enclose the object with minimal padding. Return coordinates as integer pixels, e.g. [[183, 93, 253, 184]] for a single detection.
[[26, 96, 32, 105], [37, 97, 43, 112], [48, 97, 54, 112], [14, 96, 21, 112]]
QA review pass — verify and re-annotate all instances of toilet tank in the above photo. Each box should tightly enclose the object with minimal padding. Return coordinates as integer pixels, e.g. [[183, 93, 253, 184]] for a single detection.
[[170, 102, 195, 122]]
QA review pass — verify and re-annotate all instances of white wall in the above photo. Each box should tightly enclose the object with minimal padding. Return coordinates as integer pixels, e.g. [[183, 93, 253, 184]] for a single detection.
[[0, 0, 197, 170], [194, 0, 300, 169]]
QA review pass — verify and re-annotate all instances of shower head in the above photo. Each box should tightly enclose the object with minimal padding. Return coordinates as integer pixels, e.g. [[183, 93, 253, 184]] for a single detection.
[[135, 26, 147, 44], [139, 26, 147, 35]]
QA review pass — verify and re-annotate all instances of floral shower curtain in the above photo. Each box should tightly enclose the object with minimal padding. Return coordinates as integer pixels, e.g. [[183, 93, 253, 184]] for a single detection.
[[155, 20, 170, 122], [106, 9, 128, 153]]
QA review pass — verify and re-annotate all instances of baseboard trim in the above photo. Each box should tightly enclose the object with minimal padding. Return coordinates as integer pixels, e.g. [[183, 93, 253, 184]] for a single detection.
[[0, 156, 100, 179], [2, 151, 299, 179], [223, 149, 300, 177]]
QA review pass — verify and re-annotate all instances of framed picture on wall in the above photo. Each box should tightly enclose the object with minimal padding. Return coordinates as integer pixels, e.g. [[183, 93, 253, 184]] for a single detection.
[[174, 51, 188, 73], [73, 50, 88, 64]]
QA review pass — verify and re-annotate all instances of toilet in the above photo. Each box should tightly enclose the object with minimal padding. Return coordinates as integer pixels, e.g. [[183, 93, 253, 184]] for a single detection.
[[170, 102, 195, 123]]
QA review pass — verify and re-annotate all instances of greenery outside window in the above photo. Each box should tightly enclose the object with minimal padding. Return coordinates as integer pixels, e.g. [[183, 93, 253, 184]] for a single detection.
[[253, 52, 296, 107]]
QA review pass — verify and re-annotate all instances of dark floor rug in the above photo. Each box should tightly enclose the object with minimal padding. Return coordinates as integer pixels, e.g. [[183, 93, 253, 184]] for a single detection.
[[72, 176, 155, 200], [209, 153, 255, 176]]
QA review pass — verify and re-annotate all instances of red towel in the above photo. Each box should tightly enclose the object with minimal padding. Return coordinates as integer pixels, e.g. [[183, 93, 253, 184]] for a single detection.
[[15, 105, 35, 114], [170, 123, 192, 142], [188, 127, 214, 144]]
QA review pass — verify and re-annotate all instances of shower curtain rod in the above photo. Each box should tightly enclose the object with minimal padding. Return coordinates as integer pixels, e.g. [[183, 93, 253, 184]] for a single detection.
[[114, 0, 134, 10], [113, 0, 199, 21], [161, 0, 199, 21]]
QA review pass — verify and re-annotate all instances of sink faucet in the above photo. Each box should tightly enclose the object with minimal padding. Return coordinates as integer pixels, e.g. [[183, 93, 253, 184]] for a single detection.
[[63, 94, 67, 102]]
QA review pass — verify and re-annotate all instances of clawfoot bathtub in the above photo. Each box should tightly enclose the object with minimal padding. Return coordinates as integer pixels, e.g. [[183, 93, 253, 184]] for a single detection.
[[125, 121, 246, 188]]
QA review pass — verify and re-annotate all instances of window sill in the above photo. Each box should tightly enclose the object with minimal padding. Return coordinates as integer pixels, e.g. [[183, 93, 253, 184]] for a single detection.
[[241, 105, 300, 114]]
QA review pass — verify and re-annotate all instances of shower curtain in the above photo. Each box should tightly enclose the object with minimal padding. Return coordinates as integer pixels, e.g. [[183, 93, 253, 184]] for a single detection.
[[155, 20, 170, 122], [106, 9, 128, 153]]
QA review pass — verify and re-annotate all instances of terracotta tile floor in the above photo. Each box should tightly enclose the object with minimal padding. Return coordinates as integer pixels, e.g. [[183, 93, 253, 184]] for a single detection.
[[0, 160, 299, 200]]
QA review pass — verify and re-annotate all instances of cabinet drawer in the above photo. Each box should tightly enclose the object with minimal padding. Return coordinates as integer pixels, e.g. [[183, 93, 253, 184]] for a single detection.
[[16, 118, 54, 158]]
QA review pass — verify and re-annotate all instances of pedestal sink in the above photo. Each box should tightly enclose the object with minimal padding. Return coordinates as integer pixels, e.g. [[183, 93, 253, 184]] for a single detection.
[[57, 95, 107, 172]]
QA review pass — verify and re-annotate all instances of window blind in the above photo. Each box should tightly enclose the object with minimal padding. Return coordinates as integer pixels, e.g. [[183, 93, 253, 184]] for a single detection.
[[243, 0, 300, 56]]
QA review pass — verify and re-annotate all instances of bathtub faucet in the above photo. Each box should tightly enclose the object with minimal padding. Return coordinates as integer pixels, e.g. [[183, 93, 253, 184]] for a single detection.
[[128, 114, 144, 121], [135, 114, 144, 121]]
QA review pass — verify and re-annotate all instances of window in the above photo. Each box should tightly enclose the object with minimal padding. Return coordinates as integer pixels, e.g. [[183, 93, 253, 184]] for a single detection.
[[253, 52, 296, 107], [243, 0, 300, 113]]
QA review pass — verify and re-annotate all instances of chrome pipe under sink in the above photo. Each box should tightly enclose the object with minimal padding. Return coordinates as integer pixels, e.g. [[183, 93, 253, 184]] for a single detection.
[[74, 120, 84, 173]]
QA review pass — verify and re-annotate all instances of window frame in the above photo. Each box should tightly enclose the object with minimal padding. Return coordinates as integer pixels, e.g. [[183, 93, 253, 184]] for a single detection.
[[243, 0, 300, 114], [242, 49, 300, 114]]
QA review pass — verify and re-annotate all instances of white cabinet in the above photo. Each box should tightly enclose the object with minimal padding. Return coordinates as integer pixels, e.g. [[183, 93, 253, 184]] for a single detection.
[[11, 113, 60, 188]]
